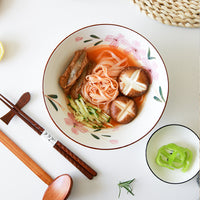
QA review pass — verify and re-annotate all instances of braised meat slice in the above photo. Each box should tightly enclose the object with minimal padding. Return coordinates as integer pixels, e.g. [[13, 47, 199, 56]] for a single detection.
[[59, 49, 89, 95], [70, 61, 95, 99]]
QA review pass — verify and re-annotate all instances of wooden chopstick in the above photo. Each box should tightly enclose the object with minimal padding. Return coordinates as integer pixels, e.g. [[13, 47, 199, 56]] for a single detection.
[[0, 94, 44, 134], [0, 92, 31, 124], [0, 94, 97, 179]]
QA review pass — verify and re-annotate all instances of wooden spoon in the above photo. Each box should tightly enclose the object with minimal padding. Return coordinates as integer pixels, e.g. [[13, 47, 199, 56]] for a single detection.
[[0, 130, 72, 200]]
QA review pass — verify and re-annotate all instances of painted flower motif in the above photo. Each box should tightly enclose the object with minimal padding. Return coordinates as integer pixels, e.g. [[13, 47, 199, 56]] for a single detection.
[[105, 33, 128, 47], [75, 36, 83, 42], [142, 59, 159, 81], [126, 41, 146, 60], [64, 113, 88, 135], [110, 139, 118, 144], [126, 41, 159, 81]]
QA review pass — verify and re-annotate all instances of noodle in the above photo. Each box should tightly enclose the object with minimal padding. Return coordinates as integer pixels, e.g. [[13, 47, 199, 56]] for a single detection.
[[82, 66, 119, 106], [95, 50, 128, 79], [82, 49, 129, 111]]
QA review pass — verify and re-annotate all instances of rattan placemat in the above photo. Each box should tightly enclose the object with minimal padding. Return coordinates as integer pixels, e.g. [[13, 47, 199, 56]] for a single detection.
[[133, 0, 200, 28]]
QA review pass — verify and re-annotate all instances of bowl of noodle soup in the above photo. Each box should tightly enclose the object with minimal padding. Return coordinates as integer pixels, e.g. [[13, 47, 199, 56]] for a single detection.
[[43, 24, 169, 150]]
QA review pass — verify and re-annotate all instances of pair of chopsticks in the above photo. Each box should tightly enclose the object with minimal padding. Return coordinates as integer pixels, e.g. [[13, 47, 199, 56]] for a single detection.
[[0, 93, 97, 179]]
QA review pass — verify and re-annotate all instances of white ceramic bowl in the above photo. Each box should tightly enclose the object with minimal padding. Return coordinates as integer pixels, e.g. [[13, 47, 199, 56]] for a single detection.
[[146, 124, 199, 184], [43, 24, 169, 150]]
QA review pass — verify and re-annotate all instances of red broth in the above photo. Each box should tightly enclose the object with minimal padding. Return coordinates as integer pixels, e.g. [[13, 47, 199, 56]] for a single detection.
[[86, 45, 145, 109], [86, 45, 140, 67], [84, 45, 148, 127]]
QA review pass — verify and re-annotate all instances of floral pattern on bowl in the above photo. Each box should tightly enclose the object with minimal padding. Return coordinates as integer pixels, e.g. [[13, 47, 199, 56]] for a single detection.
[[43, 24, 169, 150]]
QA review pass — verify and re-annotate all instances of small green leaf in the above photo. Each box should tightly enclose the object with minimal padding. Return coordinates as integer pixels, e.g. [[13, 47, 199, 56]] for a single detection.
[[147, 47, 150, 57], [101, 135, 111, 137], [123, 179, 135, 184], [91, 133, 100, 139], [48, 98, 58, 111], [147, 48, 156, 60], [84, 39, 92, 43], [159, 86, 165, 102], [94, 129, 101, 132], [90, 34, 100, 39], [94, 40, 103, 46], [153, 96, 162, 102], [124, 187, 134, 196], [48, 94, 58, 99]]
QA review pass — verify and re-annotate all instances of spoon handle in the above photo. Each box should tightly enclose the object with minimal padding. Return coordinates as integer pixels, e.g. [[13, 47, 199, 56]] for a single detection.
[[0, 130, 53, 185]]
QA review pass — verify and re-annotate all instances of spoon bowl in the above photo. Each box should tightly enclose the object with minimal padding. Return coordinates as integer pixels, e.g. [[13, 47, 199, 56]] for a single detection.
[[43, 174, 72, 200]]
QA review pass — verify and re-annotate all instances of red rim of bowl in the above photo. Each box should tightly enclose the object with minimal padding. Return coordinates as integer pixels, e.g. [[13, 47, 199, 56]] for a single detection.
[[42, 23, 169, 150]]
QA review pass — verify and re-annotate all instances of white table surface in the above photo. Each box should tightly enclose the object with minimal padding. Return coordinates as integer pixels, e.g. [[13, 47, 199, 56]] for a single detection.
[[0, 0, 199, 199]]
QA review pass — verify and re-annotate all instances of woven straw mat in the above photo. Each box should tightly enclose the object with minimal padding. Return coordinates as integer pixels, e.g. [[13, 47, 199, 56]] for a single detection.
[[133, 0, 200, 28]]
